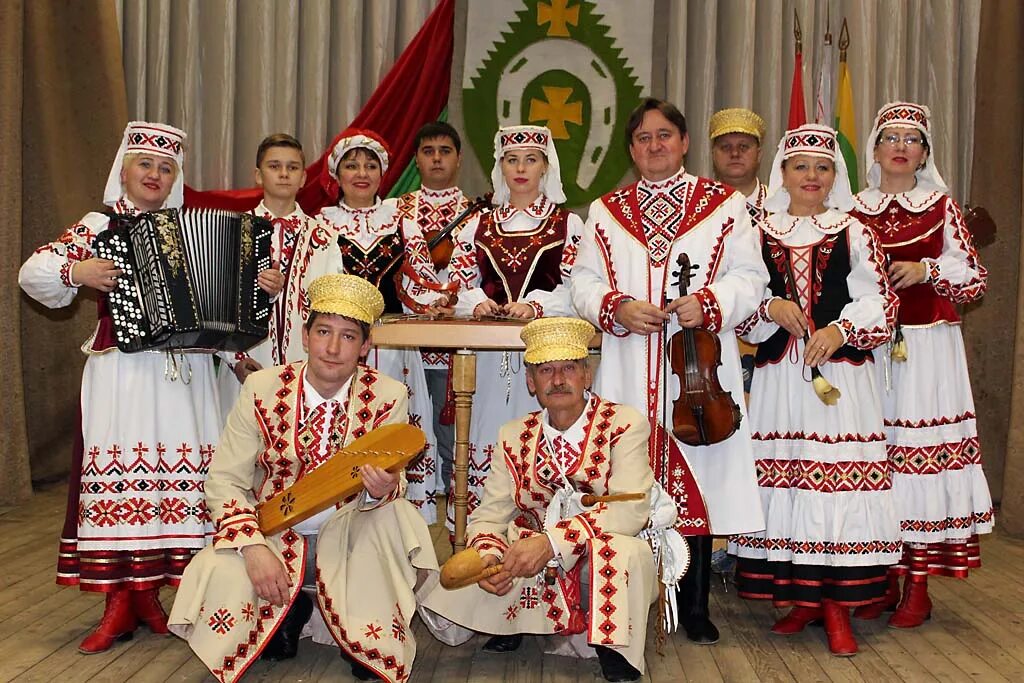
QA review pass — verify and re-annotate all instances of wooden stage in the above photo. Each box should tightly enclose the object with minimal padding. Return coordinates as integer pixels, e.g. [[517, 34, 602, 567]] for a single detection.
[[2, 485, 1023, 683]]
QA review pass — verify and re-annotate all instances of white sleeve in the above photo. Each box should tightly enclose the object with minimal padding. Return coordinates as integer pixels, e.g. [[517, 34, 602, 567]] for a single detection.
[[925, 197, 987, 304], [694, 197, 770, 333], [19, 212, 109, 309], [832, 222, 899, 350], [569, 201, 632, 337], [447, 217, 487, 315]]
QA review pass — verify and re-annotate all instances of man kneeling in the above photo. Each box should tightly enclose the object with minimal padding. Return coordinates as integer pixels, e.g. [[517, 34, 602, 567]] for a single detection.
[[169, 274, 439, 683], [422, 318, 658, 682]]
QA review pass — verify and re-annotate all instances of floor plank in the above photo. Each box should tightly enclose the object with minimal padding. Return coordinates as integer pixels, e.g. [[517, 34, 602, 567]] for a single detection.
[[3, 484, 1024, 682]]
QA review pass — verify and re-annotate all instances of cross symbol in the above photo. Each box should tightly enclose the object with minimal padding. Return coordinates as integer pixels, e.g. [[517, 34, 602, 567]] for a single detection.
[[528, 86, 583, 140], [537, 0, 579, 37]]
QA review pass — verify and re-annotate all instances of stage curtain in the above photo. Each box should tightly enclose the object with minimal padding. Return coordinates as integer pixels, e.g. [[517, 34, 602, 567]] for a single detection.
[[970, 0, 1024, 534], [117, 0, 441, 195], [7, 0, 128, 502], [661, 0, 980, 203]]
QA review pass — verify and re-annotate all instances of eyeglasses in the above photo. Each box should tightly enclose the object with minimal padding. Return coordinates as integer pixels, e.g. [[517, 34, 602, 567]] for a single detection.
[[881, 133, 924, 147]]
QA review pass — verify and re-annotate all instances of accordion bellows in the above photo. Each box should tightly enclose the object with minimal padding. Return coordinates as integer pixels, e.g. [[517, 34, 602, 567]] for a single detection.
[[95, 208, 273, 352]]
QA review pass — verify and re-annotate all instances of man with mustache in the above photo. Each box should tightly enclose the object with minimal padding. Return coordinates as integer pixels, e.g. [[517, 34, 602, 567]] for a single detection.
[[571, 98, 769, 645], [394, 122, 470, 500], [421, 317, 664, 683]]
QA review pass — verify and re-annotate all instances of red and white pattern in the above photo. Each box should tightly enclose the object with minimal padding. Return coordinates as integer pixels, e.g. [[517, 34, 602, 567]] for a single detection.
[[573, 168, 768, 535], [854, 187, 993, 566], [730, 209, 901, 568], [19, 200, 219, 590]]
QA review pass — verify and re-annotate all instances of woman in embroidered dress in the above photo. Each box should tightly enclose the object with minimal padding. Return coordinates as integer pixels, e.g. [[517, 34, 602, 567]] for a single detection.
[[280, 128, 445, 523], [442, 125, 583, 530], [18, 122, 221, 654], [849, 102, 993, 628], [727, 124, 901, 656]]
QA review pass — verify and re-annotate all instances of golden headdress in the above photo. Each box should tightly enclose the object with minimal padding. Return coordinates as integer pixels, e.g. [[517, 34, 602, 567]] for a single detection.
[[709, 108, 766, 142], [520, 317, 595, 365], [307, 274, 385, 325]]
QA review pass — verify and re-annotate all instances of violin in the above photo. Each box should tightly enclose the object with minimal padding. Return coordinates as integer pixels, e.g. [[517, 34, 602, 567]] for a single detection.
[[379, 194, 492, 307], [424, 194, 493, 270], [666, 253, 742, 446]]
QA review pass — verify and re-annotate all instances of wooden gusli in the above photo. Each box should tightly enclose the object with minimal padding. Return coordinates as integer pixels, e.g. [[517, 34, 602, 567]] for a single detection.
[[257, 423, 426, 535]]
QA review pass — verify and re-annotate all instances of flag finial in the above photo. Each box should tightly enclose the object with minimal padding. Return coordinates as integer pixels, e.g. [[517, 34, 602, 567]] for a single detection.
[[839, 18, 850, 61], [794, 9, 803, 53]]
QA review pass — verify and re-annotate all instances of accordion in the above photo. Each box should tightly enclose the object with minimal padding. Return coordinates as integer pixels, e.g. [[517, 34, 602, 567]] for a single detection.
[[94, 208, 273, 352]]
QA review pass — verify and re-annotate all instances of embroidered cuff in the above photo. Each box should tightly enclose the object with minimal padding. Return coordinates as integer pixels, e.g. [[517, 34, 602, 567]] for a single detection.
[[921, 259, 940, 283], [599, 291, 634, 337], [550, 511, 601, 559], [693, 287, 723, 333], [469, 532, 509, 560], [832, 320, 853, 344], [61, 261, 78, 288], [528, 301, 544, 319], [213, 512, 267, 549]]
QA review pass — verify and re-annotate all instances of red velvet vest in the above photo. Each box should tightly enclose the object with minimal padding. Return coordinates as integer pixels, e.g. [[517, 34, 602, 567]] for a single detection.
[[852, 198, 959, 326], [474, 209, 569, 305]]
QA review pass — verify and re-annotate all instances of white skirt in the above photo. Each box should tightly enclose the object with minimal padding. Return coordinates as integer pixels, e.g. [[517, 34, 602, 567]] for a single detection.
[[729, 344, 901, 567], [368, 346, 440, 524], [78, 350, 220, 551], [877, 323, 994, 543]]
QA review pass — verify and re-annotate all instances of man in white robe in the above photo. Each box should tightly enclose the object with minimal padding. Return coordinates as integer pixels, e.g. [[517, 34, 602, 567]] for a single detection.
[[421, 317, 659, 682], [169, 274, 439, 683], [571, 98, 769, 644]]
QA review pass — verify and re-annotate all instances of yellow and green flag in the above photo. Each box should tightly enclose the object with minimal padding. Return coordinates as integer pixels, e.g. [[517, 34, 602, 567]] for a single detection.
[[835, 22, 858, 192]]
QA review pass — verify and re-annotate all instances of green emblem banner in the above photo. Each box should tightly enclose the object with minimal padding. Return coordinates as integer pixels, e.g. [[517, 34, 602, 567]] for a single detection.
[[462, 0, 653, 206]]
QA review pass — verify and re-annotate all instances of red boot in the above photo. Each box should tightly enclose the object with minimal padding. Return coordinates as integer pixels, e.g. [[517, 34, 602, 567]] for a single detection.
[[823, 601, 858, 656], [853, 571, 900, 620], [79, 590, 138, 654], [131, 589, 170, 634], [771, 606, 824, 635], [889, 575, 931, 629]]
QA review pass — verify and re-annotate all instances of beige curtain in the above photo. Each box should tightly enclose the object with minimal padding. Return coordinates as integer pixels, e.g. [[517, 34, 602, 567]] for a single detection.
[[8, 1, 129, 502], [663, 0, 979, 201], [116, 0, 439, 190]]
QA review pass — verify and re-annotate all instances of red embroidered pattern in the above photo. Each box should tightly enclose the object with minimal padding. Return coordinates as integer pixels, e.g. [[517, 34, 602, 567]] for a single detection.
[[888, 437, 981, 475], [692, 289, 723, 332], [315, 570, 409, 683], [730, 535, 902, 556], [591, 533, 619, 644], [900, 510, 993, 534], [885, 411, 975, 429], [931, 199, 987, 304], [755, 458, 891, 493], [752, 430, 886, 444]]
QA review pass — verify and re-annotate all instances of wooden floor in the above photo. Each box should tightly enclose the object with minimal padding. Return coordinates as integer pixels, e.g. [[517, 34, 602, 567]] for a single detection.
[[2, 485, 1023, 683]]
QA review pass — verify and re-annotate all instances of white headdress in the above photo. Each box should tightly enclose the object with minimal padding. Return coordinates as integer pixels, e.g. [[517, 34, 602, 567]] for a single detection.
[[864, 101, 947, 193], [490, 125, 566, 205], [103, 121, 187, 209], [764, 124, 854, 214]]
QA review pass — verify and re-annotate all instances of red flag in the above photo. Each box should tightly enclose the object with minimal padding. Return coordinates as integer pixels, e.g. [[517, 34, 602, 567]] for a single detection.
[[185, 0, 455, 214], [788, 50, 807, 129]]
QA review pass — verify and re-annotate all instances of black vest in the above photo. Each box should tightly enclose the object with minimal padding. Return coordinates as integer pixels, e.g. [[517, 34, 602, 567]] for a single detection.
[[755, 229, 873, 366]]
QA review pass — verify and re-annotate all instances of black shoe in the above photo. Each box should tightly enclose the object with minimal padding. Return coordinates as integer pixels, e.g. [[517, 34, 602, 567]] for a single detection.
[[482, 633, 523, 653], [261, 592, 314, 661], [594, 645, 641, 682], [681, 615, 721, 644], [676, 535, 721, 645], [340, 649, 379, 680]]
